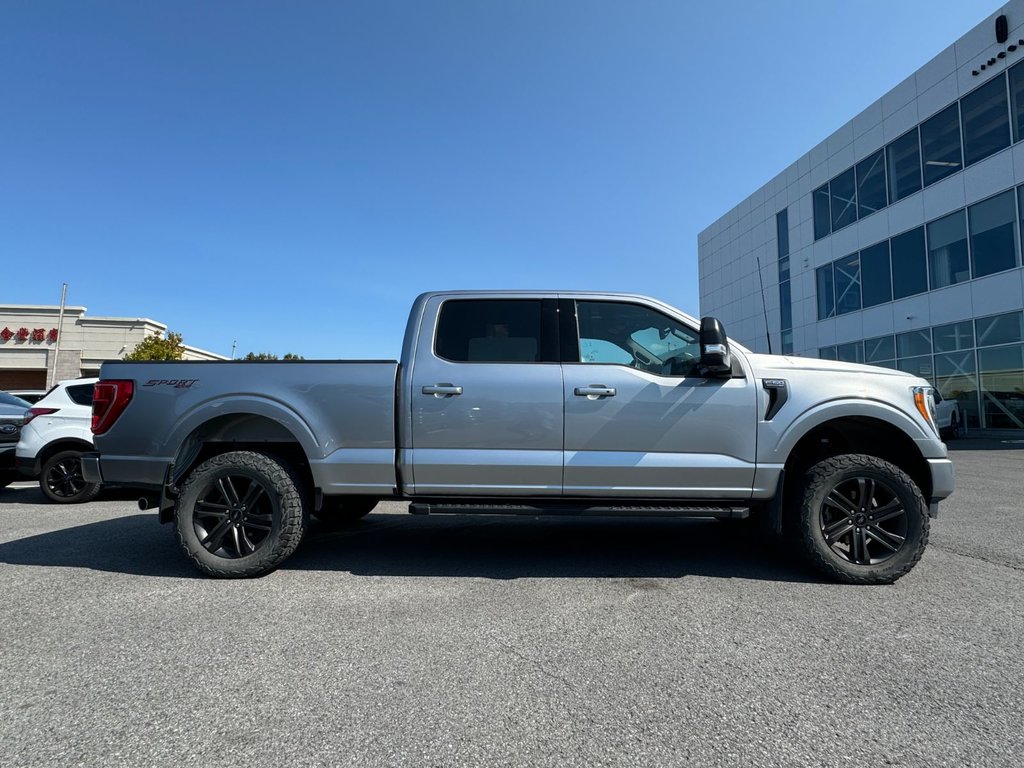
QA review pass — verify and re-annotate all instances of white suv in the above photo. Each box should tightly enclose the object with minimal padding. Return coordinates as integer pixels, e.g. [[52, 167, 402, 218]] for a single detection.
[[16, 378, 101, 503]]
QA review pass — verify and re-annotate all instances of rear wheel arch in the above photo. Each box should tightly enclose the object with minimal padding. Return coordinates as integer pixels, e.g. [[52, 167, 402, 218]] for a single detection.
[[35, 438, 95, 471]]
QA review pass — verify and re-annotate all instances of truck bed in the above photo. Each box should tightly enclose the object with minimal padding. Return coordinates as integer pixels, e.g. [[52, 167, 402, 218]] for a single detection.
[[94, 359, 400, 494]]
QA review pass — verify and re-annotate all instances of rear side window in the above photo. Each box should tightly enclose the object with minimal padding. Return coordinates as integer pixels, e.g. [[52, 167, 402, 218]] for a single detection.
[[435, 300, 544, 363], [66, 384, 94, 406]]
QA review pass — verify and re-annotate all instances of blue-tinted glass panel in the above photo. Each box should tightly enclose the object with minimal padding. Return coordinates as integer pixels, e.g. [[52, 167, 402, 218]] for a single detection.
[[887, 128, 922, 202], [921, 104, 962, 186], [976, 311, 1024, 347], [1010, 60, 1024, 143], [836, 341, 865, 364], [856, 150, 887, 218], [779, 280, 792, 331], [833, 253, 861, 315], [897, 355, 933, 379], [776, 209, 789, 257], [816, 264, 835, 319], [830, 168, 857, 230], [969, 190, 1018, 278], [865, 334, 896, 363], [781, 330, 793, 355], [932, 320, 974, 353], [978, 344, 1024, 429], [961, 74, 1011, 166], [860, 241, 892, 308], [818, 346, 838, 360], [927, 210, 970, 289], [814, 184, 831, 240], [890, 226, 928, 299], [897, 329, 932, 358], [935, 350, 979, 429]]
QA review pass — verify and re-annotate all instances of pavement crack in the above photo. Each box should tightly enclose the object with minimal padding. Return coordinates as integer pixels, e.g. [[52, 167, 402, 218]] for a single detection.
[[930, 543, 1024, 573], [495, 641, 580, 696]]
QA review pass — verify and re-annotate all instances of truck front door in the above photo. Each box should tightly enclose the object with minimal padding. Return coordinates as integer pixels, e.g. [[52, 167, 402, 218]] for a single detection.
[[560, 299, 757, 499], [407, 297, 564, 496]]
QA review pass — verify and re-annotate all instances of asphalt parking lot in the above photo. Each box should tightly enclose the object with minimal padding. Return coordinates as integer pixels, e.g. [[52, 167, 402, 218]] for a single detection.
[[1, 441, 1022, 768]]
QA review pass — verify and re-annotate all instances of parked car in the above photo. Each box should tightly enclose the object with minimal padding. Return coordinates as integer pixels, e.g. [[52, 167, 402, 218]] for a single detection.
[[16, 378, 101, 503], [5, 389, 50, 405], [933, 391, 963, 440], [0, 391, 31, 488]]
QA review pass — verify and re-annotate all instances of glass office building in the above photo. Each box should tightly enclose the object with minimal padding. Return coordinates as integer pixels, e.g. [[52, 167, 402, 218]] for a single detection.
[[698, 3, 1024, 431]]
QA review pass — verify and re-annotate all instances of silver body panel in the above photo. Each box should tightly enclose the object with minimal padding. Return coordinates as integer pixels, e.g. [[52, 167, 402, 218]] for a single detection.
[[93, 290, 953, 507]]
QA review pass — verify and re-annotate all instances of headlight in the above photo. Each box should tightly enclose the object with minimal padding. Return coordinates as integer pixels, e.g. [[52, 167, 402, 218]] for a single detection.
[[912, 385, 938, 435]]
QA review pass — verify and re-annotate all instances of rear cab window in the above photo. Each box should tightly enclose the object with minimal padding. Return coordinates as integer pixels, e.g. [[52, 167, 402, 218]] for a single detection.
[[435, 300, 554, 363]]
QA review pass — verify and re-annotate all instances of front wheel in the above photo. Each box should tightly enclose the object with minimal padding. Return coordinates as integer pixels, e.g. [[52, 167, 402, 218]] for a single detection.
[[174, 450, 309, 578], [795, 454, 929, 584], [40, 450, 101, 504]]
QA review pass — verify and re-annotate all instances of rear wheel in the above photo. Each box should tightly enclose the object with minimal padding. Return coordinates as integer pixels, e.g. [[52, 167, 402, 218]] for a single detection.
[[40, 450, 101, 504], [314, 496, 378, 524], [795, 454, 928, 584], [174, 450, 309, 578]]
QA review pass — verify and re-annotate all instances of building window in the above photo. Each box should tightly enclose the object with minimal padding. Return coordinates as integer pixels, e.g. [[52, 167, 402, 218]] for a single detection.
[[897, 355, 933, 379], [816, 264, 835, 320], [920, 103, 962, 186], [890, 226, 928, 299], [818, 345, 838, 360], [927, 210, 970, 289], [781, 329, 793, 355], [976, 310, 1024, 347], [830, 167, 857, 230], [934, 350, 979, 429], [779, 280, 792, 332], [968, 189, 1018, 279], [865, 334, 896, 363], [887, 127, 923, 202], [1009, 60, 1024, 143], [860, 240, 893, 308], [776, 209, 789, 258], [813, 184, 831, 240], [833, 252, 862, 315], [960, 73, 1011, 167], [897, 328, 932, 358], [837, 341, 865, 363], [856, 150, 888, 218], [978, 344, 1024, 429], [932, 320, 975, 353]]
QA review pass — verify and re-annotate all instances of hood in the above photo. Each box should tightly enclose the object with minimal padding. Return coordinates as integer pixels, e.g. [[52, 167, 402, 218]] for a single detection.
[[744, 353, 917, 380]]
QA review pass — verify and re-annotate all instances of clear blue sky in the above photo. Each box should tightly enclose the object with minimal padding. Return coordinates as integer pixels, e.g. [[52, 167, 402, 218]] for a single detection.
[[0, 1, 1000, 359]]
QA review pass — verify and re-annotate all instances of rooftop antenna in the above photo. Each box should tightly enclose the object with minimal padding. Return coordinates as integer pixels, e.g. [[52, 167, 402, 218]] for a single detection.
[[755, 255, 773, 354]]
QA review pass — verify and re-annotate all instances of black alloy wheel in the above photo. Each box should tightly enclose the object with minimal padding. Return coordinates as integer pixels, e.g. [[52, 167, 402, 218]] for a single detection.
[[174, 451, 308, 578], [819, 476, 908, 565], [40, 450, 101, 504], [795, 454, 928, 584], [193, 474, 276, 559]]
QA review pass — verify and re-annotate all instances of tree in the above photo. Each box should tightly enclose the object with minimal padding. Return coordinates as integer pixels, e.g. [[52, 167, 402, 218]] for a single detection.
[[243, 352, 305, 361], [125, 331, 185, 361]]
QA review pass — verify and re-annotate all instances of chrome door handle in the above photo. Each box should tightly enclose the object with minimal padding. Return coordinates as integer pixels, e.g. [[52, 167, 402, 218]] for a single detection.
[[422, 384, 463, 397], [574, 386, 616, 398]]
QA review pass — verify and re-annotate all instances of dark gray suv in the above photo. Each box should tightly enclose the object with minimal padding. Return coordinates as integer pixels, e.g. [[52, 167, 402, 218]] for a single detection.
[[0, 391, 31, 488]]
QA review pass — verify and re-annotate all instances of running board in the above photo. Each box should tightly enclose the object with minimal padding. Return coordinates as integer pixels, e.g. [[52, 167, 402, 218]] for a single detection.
[[408, 502, 750, 519]]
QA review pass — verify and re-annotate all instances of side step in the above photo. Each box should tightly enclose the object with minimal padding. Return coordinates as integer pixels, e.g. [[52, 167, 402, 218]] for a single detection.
[[409, 501, 750, 519]]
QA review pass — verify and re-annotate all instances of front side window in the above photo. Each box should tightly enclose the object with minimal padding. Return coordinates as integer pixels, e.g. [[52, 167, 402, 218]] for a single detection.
[[575, 301, 699, 377], [435, 300, 544, 363]]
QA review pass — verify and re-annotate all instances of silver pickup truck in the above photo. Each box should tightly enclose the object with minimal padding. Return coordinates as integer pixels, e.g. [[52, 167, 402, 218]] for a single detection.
[[84, 291, 954, 583]]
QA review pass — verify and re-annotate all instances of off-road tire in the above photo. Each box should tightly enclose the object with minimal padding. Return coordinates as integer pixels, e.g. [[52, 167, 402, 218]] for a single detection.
[[795, 453, 929, 585], [314, 496, 378, 524], [39, 450, 102, 504], [175, 450, 309, 578]]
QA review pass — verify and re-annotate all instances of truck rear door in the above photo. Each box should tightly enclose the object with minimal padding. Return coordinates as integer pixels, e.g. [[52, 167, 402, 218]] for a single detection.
[[406, 297, 564, 496]]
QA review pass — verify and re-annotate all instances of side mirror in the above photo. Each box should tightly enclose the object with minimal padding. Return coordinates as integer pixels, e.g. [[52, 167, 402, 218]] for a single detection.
[[699, 317, 732, 377]]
